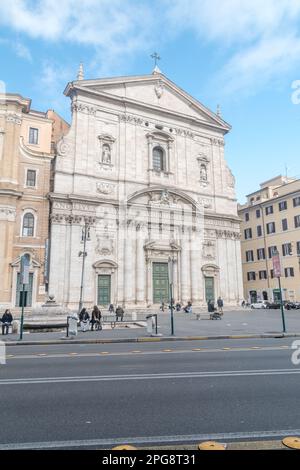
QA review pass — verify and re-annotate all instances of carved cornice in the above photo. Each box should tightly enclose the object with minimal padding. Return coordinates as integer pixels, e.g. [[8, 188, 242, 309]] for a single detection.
[[71, 102, 97, 116], [96, 181, 116, 195], [211, 137, 225, 146], [50, 213, 96, 225], [216, 229, 241, 240], [0, 205, 16, 221], [6, 113, 22, 125]]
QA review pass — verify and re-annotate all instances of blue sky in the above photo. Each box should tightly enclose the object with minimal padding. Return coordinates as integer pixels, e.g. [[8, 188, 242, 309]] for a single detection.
[[1, 0, 300, 203]]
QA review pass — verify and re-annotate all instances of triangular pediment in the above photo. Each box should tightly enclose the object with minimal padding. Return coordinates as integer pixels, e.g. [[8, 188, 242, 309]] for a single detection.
[[66, 74, 230, 132]]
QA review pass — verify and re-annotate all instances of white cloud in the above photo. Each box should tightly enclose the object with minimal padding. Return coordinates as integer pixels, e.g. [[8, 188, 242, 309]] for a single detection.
[[2, 0, 300, 96], [166, 0, 300, 95], [14, 42, 32, 61], [0, 0, 157, 73]]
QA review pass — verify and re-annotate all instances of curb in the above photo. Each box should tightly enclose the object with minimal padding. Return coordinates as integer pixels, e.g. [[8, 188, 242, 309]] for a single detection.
[[3, 332, 300, 346]]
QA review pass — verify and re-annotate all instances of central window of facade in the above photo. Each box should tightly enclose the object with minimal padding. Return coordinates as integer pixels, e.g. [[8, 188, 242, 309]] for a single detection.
[[153, 146, 164, 172]]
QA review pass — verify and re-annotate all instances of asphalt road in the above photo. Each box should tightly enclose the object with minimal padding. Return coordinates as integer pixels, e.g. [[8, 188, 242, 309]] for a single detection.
[[0, 338, 300, 449]]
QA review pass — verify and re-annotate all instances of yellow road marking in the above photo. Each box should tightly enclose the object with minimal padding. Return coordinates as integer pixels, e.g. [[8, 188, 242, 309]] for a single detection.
[[163, 349, 173, 352], [192, 348, 203, 351], [100, 352, 109, 355], [69, 353, 78, 356], [251, 347, 261, 349], [131, 351, 142, 353], [223, 348, 231, 350]]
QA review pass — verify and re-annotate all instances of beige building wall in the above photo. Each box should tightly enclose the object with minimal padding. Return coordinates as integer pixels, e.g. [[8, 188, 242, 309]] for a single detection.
[[0, 93, 69, 312], [238, 176, 300, 303]]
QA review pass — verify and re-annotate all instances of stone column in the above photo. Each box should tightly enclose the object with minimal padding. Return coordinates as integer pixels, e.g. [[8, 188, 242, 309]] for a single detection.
[[136, 224, 146, 304], [190, 231, 201, 303], [180, 230, 191, 302], [147, 136, 153, 170], [124, 223, 135, 305]]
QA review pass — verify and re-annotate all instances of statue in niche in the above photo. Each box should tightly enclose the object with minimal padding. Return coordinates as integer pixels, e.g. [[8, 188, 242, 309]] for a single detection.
[[200, 164, 207, 182], [160, 189, 170, 204], [102, 143, 111, 164]]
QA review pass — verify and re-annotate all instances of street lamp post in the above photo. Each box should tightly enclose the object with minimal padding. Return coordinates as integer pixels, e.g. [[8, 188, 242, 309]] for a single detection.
[[78, 221, 90, 315], [168, 256, 175, 336], [272, 249, 286, 333], [19, 254, 30, 341]]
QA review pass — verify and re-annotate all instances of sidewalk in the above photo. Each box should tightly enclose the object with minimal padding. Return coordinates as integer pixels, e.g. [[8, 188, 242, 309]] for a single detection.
[[2, 309, 300, 345]]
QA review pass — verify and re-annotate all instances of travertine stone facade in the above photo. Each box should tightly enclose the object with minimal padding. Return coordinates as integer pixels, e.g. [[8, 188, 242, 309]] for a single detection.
[[239, 175, 300, 303], [49, 71, 243, 309], [0, 93, 69, 310]]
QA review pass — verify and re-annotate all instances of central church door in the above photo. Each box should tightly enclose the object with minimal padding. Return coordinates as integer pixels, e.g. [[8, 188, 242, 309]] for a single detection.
[[153, 262, 169, 304]]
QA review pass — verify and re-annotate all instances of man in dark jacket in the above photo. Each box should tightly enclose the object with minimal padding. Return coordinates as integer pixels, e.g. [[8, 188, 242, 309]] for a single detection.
[[217, 297, 224, 315], [115, 306, 124, 322], [1, 310, 13, 335]]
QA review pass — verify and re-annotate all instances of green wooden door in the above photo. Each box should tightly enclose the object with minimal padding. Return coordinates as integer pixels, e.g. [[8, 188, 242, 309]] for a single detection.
[[97, 275, 111, 306], [153, 262, 169, 304], [16, 272, 33, 307], [205, 276, 215, 303]]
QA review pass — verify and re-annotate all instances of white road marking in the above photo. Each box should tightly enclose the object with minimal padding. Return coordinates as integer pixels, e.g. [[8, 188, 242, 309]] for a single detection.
[[0, 368, 300, 385], [1, 428, 300, 449], [5, 345, 293, 360]]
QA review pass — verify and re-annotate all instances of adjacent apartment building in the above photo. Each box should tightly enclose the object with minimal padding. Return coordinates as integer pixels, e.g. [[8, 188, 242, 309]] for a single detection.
[[0, 93, 69, 311], [238, 175, 300, 303]]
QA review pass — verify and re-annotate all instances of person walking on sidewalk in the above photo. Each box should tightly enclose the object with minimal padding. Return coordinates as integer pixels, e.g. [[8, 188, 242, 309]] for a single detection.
[[79, 308, 90, 332], [217, 296, 224, 315], [1, 309, 13, 335]]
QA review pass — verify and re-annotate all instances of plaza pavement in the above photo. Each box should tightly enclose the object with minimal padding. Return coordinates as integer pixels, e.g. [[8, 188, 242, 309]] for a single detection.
[[1, 308, 300, 345]]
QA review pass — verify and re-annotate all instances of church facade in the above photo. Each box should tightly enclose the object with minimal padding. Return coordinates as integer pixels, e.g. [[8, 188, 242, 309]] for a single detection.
[[48, 70, 243, 310]]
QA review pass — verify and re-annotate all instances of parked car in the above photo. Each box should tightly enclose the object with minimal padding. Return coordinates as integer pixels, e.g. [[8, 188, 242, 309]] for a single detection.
[[266, 302, 281, 309], [250, 300, 268, 309], [285, 301, 300, 310]]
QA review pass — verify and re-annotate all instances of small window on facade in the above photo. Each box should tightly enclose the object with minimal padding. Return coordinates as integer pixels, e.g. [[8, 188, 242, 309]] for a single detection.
[[29, 127, 39, 145], [257, 248, 265, 260], [259, 270, 267, 280], [152, 146, 164, 172], [22, 213, 34, 237], [247, 272, 256, 281], [295, 215, 300, 228], [285, 267, 294, 278], [257, 225, 262, 237], [245, 212, 250, 222], [297, 241, 300, 256], [282, 243, 292, 256], [293, 196, 300, 207], [256, 209, 261, 218], [270, 269, 274, 279], [268, 246, 277, 258], [244, 228, 252, 240], [282, 219, 288, 231], [279, 201, 287, 211], [246, 250, 254, 262], [265, 205, 273, 215], [266, 222, 276, 234], [26, 169, 36, 187]]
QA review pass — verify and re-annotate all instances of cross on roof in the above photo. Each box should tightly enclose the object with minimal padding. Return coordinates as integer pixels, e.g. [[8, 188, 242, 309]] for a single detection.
[[151, 52, 161, 67]]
